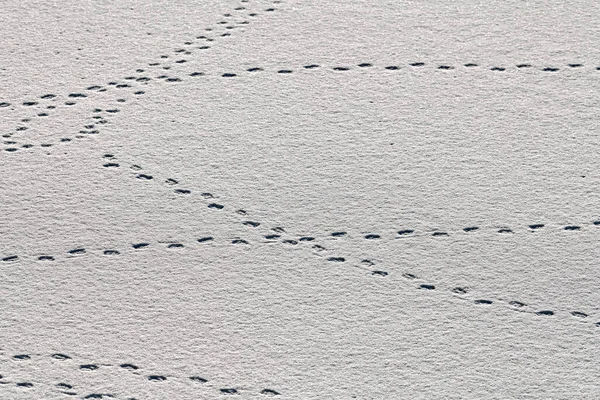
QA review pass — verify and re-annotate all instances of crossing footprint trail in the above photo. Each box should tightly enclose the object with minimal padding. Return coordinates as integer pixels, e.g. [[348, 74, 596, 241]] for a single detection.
[[5, 84, 600, 334], [3, 60, 600, 151], [1, 0, 600, 398], [3, 148, 600, 331], [0, 0, 283, 149], [0, 1, 286, 397], [0, 0, 598, 335]]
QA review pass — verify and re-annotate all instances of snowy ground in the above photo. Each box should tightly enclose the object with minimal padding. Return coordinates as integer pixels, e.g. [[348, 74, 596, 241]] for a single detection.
[[1, 1, 599, 398]]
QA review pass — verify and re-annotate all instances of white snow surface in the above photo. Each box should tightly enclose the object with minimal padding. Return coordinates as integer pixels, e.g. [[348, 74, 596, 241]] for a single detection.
[[0, 1, 599, 399]]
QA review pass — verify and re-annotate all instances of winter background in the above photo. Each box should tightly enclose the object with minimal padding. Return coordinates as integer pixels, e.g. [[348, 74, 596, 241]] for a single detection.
[[1, 1, 599, 398]]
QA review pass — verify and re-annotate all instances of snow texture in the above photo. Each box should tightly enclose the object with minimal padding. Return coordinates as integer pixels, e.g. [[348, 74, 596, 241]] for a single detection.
[[1, 0, 599, 398]]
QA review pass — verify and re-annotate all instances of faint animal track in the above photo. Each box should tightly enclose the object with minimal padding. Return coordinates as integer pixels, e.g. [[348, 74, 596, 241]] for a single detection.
[[0, 7, 597, 395], [8, 149, 599, 328], [1, 0, 281, 147], [5, 147, 599, 277]]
